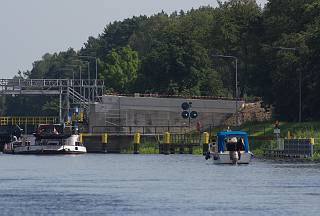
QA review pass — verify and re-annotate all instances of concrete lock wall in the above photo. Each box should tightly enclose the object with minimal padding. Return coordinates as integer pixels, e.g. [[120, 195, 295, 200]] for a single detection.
[[88, 95, 244, 134], [82, 134, 131, 153]]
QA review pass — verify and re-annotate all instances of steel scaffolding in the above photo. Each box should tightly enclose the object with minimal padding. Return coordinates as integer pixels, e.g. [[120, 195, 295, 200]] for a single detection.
[[0, 79, 105, 123]]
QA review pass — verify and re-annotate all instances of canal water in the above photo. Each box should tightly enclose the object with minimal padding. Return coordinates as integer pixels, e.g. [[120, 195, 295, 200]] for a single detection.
[[0, 154, 320, 216]]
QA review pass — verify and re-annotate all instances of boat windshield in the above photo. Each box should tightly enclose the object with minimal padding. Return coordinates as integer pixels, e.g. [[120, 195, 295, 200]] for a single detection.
[[224, 136, 245, 152], [217, 132, 249, 153]]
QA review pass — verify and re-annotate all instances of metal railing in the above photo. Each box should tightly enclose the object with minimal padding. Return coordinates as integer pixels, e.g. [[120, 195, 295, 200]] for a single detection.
[[68, 87, 89, 109], [0, 116, 58, 126], [91, 125, 191, 135], [0, 79, 104, 88], [0, 79, 105, 121], [260, 138, 315, 158], [106, 92, 248, 101]]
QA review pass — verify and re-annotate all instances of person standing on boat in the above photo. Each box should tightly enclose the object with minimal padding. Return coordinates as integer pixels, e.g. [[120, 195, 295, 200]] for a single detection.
[[53, 127, 59, 135], [227, 137, 237, 160], [236, 138, 244, 160]]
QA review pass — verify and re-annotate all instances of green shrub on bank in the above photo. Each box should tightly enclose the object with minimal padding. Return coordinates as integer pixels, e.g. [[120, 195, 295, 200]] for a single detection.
[[252, 149, 264, 157], [139, 146, 158, 154], [306, 152, 320, 162]]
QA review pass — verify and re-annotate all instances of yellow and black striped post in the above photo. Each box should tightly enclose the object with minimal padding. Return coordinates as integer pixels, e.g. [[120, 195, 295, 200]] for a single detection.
[[101, 133, 108, 153], [133, 132, 141, 154], [202, 132, 210, 155]]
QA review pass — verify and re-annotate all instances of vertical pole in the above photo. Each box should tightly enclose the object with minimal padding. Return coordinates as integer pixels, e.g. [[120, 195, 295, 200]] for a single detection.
[[94, 58, 98, 102], [72, 71, 75, 104], [25, 120, 27, 135], [79, 66, 82, 108], [235, 58, 238, 126], [87, 62, 90, 103], [118, 96, 121, 133], [163, 132, 171, 155], [102, 133, 108, 153], [299, 70, 302, 122], [95, 58, 98, 80], [87, 62, 90, 80], [67, 82, 70, 124], [133, 132, 140, 154], [202, 132, 209, 155], [188, 102, 191, 130], [59, 87, 62, 124]]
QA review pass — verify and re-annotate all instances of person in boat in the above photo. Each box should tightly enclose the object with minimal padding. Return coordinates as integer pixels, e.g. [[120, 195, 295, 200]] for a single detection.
[[226, 137, 237, 151], [13, 136, 18, 142], [53, 127, 59, 135], [210, 136, 217, 152], [226, 137, 237, 160], [236, 137, 244, 160]]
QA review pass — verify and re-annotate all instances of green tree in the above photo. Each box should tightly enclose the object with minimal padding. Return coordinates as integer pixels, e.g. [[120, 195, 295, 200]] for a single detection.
[[102, 46, 139, 93]]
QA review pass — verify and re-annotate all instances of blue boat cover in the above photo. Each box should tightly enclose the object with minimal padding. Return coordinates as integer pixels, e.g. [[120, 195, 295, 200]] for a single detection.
[[217, 131, 249, 152]]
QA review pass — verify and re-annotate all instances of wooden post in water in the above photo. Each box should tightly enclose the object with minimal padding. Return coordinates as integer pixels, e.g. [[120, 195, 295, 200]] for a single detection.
[[133, 132, 140, 154], [202, 132, 209, 155], [101, 133, 108, 153]]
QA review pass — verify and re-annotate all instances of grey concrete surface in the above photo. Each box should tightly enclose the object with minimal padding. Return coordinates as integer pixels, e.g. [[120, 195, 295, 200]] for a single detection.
[[88, 95, 244, 134]]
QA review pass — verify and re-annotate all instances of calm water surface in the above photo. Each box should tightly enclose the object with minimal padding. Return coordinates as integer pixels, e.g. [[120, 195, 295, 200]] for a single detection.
[[0, 154, 320, 216]]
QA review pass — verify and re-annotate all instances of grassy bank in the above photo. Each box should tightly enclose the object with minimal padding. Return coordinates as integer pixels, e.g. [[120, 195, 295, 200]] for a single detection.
[[233, 121, 320, 161], [120, 139, 204, 155], [119, 121, 320, 159], [235, 121, 320, 138]]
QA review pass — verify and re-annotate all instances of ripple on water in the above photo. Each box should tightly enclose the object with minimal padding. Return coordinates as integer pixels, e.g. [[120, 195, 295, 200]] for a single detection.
[[0, 155, 320, 216]]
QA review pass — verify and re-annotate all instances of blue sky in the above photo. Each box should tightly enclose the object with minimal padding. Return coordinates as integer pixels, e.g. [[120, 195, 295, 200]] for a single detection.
[[0, 0, 268, 78]]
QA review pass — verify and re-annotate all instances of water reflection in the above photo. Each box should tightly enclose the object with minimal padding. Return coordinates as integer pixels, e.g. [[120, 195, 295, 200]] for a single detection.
[[0, 154, 319, 215]]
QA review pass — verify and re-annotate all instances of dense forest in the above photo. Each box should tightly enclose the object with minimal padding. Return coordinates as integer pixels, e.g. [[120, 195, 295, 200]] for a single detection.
[[3, 0, 320, 121]]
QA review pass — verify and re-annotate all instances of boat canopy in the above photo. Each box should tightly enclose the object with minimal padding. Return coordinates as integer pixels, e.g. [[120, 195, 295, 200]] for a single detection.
[[217, 131, 249, 153]]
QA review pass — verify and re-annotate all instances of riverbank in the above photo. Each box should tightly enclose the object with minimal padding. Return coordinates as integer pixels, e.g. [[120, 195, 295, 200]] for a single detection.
[[234, 121, 320, 138], [233, 121, 320, 162], [120, 121, 320, 160]]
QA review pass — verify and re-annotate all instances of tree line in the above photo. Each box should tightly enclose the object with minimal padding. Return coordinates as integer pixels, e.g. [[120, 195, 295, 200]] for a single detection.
[[3, 0, 320, 121]]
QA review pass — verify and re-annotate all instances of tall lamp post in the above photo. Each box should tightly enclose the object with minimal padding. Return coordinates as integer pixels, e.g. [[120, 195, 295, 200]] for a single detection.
[[273, 46, 301, 122], [56, 68, 74, 124], [71, 60, 90, 80], [78, 56, 98, 103], [213, 54, 239, 126], [62, 64, 82, 81], [78, 56, 98, 80], [71, 60, 90, 99]]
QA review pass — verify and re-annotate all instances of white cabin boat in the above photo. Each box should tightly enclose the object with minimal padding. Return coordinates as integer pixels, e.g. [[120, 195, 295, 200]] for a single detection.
[[3, 124, 86, 154], [205, 131, 253, 164]]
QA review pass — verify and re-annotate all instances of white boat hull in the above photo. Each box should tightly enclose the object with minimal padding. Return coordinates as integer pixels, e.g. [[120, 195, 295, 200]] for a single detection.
[[3, 134, 87, 154], [212, 151, 252, 164], [4, 145, 87, 154], [13, 145, 86, 154]]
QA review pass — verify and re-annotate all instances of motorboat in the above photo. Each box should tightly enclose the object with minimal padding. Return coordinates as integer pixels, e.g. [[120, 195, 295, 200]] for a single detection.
[[3, 124, 86, 154], [205, 131, 253, 164]]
